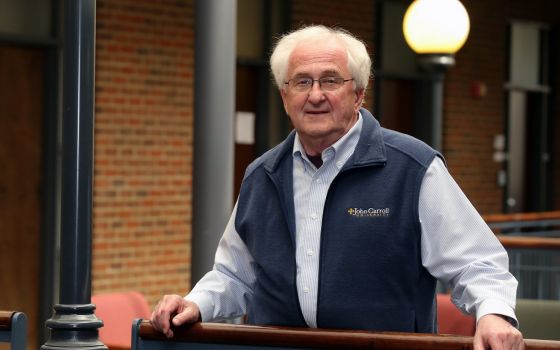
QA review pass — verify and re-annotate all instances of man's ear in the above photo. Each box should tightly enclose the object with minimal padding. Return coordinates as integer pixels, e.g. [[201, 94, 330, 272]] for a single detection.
[[354, 88, 365, 108]]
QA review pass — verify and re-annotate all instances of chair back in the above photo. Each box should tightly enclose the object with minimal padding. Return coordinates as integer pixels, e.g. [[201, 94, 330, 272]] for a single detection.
[[93, 291, 152, 349], [436, 293, 476, 336], [516, 298, 560, 340]]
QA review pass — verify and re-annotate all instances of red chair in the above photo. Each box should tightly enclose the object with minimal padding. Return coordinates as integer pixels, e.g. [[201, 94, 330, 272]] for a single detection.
[[437, 293, 476, 336], [92, 291, 152, 349]]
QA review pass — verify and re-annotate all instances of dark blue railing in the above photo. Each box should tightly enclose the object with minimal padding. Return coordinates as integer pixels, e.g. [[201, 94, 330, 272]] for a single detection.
[[0, 311, 27, 350]]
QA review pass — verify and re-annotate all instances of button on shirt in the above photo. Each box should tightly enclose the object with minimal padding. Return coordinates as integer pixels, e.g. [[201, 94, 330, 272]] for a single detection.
[[186, 113, 518, 327]]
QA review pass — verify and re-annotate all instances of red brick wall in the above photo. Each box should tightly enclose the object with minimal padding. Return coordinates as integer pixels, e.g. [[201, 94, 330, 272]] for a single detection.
[[93, 0, 194, 308], [446, 0, 560, 213], [444, 0, 509, 213]]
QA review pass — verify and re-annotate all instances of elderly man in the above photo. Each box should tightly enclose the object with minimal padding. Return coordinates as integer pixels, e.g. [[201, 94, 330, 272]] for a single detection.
[[152, 25, 524, 350]]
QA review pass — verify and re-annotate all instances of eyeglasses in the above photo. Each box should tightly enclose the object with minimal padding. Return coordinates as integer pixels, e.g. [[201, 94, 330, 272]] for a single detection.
[[284, 76, 354, 93]]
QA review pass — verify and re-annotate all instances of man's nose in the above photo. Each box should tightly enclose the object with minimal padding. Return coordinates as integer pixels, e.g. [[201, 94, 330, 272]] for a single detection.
[[307, 80, 325, 102]]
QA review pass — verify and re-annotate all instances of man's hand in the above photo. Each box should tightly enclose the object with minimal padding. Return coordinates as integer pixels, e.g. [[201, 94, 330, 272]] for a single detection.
[[150, 294, 201, 338], [473, 314, 524, 350]]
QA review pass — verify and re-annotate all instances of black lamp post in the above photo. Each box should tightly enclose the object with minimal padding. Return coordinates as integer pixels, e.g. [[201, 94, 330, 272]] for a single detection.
[[402, 0, 470, 151], [42, 0, 106, 349]]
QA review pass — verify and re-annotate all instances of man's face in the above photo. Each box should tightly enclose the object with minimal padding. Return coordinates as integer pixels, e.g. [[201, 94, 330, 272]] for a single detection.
[[280, 39, 364, 152]]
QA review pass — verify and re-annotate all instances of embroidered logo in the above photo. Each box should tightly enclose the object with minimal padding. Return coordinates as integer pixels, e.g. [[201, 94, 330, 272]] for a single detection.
[[347, 207, 391, 217]]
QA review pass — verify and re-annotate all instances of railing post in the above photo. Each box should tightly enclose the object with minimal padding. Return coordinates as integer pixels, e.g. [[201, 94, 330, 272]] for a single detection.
[[42, 0, 105, 349]]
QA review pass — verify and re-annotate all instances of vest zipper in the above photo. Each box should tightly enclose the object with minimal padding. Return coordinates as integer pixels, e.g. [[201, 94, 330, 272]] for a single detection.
[[315, 161, 386, 327], [267, 170, 308, 326]]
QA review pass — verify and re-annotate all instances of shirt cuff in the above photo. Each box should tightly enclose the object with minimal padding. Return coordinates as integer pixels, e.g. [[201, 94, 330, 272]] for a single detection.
[[184, 293, 214, 322], [476, 298, 519, 328]]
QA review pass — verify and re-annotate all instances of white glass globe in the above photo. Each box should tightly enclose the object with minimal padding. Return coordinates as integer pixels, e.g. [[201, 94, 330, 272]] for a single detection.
[[403, 0, 470, 54]]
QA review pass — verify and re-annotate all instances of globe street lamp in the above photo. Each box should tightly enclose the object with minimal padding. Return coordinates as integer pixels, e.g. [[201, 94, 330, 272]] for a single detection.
[[402, 0, 470, 150]]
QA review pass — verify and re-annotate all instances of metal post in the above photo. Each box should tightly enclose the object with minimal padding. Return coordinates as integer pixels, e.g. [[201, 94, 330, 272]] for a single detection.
[[42, 0, 105, 349], [192, 0, 237, 283], [417, 54, 451, 151], [430, 74, 444, 151]]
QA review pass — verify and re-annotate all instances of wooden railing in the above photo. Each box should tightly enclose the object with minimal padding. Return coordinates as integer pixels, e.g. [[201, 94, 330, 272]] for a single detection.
[[482, 211, 560, 300], [484, 211, 560, 237], [131, 320, 560, 350], [497, 235, 560, 249], [0, 311, 11, 330], [484, 210, 560, 225], [0, 311, 27, 350]]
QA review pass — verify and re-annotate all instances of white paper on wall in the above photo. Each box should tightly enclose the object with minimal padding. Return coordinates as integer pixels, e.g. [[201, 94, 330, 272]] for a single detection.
[[235, 111, 255, 145]]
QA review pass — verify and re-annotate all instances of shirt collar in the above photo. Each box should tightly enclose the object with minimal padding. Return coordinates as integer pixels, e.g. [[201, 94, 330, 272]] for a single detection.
[[292, 112, 363, 170]]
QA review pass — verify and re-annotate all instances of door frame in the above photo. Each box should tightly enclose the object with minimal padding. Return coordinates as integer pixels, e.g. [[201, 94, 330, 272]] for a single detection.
[[0, 2, 62, 345]]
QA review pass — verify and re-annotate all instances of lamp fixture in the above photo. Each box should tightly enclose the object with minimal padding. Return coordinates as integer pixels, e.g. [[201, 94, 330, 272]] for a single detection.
[[403, 0, 470, 67]]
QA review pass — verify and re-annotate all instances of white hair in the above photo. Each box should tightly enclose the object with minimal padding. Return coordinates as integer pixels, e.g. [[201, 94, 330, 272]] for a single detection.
[[270, 25, 372, 91]]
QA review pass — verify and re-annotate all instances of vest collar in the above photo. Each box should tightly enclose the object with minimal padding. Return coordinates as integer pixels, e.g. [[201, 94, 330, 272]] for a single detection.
[[263, 108, 387, 174], [348, 108, 387, 168]]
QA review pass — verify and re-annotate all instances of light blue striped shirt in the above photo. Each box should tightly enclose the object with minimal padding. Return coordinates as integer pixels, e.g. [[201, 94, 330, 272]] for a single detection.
[[186, 113, 518, 328]]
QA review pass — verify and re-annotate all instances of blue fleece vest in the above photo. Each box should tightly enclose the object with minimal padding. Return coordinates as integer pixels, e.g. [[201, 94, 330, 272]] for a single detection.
[[235, 109, 440, 333]]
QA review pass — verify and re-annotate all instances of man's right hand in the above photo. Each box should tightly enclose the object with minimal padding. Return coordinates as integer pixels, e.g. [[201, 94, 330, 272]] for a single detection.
[[150, 294, 201, 338]]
